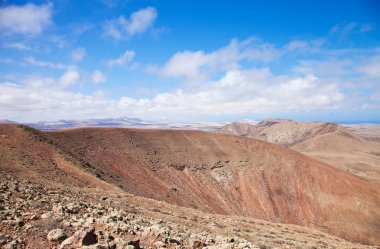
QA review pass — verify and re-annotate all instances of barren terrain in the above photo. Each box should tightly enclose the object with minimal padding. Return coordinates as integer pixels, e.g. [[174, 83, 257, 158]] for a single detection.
[[343, 124, 380, 145], [1, 124, 379, 248], [219, 120, 380, 183]]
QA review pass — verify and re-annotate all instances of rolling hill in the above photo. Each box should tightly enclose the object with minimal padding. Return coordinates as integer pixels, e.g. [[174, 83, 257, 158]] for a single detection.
[[219, 119, 380, 183], [1, 124, 378, 246]]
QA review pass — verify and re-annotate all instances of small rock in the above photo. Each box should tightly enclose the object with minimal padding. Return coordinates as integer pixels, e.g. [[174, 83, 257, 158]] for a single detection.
[[153, 240, 165, 247], [47, 228, 67, 243], [24, 224, 33, 230], [112, 237, 131, 248], [191, 239, 205, 249], [86, 217, 95, 224], [66, 203, 79, 214], [41, 212, 52, 219]]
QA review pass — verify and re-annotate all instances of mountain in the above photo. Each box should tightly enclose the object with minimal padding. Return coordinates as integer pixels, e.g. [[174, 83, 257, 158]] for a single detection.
[[1, 124, 378, 246], [23, 117, 150, 130], [219, 119, 380, 183], [0, 119, 18, 124], [21, 117, 227, 131], [220, 119, 337, 147]]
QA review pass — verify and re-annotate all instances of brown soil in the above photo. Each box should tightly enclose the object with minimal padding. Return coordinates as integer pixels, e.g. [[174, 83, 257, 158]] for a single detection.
[[219, 120, 380, 183], [1, 124, 379, 246]]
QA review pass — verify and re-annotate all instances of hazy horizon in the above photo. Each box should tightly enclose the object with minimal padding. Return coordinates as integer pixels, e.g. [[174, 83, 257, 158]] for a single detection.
[[3, 115, 380, 125]]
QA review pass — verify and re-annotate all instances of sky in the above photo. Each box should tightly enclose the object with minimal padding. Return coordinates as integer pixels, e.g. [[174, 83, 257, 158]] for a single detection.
[[0, 0, 379, 123]]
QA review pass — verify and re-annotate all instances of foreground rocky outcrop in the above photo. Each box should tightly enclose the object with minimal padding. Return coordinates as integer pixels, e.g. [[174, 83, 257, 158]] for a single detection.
[[0, 175, 376, 249]]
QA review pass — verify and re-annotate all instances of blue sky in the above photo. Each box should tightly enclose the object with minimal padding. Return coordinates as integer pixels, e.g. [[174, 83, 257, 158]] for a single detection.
[[0, 0, 379, 123]]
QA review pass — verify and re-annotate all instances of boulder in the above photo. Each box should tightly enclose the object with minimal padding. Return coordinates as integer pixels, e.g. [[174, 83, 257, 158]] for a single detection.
[[127, 239, 140, 248], [59, 228, 98, 248], [82, 228, 98, 246]]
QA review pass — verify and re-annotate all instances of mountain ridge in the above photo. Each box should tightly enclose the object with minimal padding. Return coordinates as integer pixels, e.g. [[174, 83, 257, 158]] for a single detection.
[[219, 119, 380, 183]]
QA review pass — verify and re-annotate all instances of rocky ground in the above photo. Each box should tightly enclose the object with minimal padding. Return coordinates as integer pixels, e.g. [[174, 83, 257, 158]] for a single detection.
[[1, 175, 378, 249]]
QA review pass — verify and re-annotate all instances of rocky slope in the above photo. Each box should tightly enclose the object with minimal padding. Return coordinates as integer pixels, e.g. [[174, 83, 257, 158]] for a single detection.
[[1, 175, 375, 249], [47, 127, 380, 245], [219, 119, 380, 183], [1, 124, 379, 247]]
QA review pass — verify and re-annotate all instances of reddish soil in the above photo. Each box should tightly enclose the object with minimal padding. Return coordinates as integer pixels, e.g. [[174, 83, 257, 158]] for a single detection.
[[1, 124, 379, 245]]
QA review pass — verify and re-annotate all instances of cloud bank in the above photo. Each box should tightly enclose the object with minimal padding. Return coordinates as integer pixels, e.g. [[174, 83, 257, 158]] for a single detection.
[[0, 3, 52, 36]]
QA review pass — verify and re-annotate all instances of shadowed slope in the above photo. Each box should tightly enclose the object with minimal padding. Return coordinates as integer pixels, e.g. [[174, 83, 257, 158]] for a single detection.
[[0, 124, 114, 191], [46, 127, 380, 245]]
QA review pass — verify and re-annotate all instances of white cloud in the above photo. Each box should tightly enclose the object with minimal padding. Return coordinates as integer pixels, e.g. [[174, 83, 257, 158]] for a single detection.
[[70, 48, 86, 62], [161, 50, 208, 78], [50, 35, 68, 48], [24, 56, 66, 70], [0, 82, 104, 121], [292, 50, 380, 80], [104, 7, 157, 39], [240, 43, 281, 62], [285, 40, 309, 51], [156, 69, 343, 115], [106, 50, 135, 67], [1, 38, 378, 122], [22, 75, 55, 89], [71, 23, 93, 36], [126, 7, 157, 34], [159, 38, 283, 81], [104, 18, 123, 39], [101, 0, 119, 8], [292, 59, 353, 76], [284, 39, 325, 53], [159, 38, 327, 81], [358, 56, 380, 78], [0, 3, 52, 36], [59, 69, 80, 87], [330, 22, 374, 35], [0, 67, 345, 122], [91, 70, 106, 84], [0, 58, 14, 64], [2, 42, 31, 50]]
